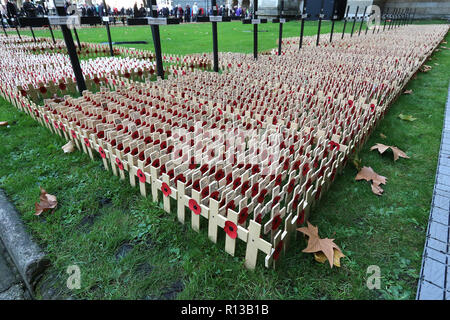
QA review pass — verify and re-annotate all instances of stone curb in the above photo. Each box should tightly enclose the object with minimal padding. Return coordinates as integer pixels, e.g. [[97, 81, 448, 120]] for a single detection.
[[0, 190, 50, 295]]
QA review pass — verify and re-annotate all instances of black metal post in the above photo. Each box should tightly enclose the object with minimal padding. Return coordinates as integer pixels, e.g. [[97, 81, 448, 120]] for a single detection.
[[278, 0, 284, 54], [48, 24, 56, 44], [358, 6, 366, 36], [29, 26, 36, 42], [211, 0, 219, 71], [148, 0, 164, 78], [350, 6, 359, 37], [341, 5, 350, 39], [299, 2, 307, 50], [329, 1, 337, 42], [102, 0, 114, 56], [316, 0, 324, 46], [73, 26, 81, 49], [253, 0, 258, 59], [54, 2, 86, 94], [1, 17, 7, 36], [13, 19, 21, 39]]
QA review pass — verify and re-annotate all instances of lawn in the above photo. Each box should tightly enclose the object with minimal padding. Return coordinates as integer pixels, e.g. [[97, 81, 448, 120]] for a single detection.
[[8, 20, 380, 54], [0, 25, 449, 300]]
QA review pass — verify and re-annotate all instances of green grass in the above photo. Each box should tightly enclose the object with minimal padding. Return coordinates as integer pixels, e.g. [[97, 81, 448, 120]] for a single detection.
[[9, 20, 376, 54], [0, 27, 449, 300]]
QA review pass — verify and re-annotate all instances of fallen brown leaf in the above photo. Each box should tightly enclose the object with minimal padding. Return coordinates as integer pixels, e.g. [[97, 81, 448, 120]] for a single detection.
[[370, 143, 410, 161], [380, 133, 387, 139], [62, 140, 75, 153], [356, 166, 387, 186], [0, 121, 8, 126], [297, 222, 345, 268], [403, 89, 413, 95], [314, 249, 345, 267], [35, 187, 57, 216]]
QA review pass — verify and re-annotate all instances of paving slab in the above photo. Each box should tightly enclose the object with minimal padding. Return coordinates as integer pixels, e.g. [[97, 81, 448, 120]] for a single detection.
[[417, 82, 450, 300]]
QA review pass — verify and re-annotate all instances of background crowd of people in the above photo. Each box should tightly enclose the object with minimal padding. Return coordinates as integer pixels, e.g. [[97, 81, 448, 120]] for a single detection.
[[1, 1, 253, 25]]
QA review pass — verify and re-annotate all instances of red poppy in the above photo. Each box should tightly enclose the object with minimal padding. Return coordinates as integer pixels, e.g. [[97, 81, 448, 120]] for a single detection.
[[210, 191, 220, 201], [39, 86, 47, 94], [273, 240, 284, 261], [241, 181, 250, 196], [257, 189, 268, 204], [98, 146, 106, 159], [93, 77, 100, 85], [224, 220, 237, 239], [84, 138, 90, 147], [116, 158, 124, 170], [199, 164, 209, 175], [192, 179, 201, 192], [302, 163, 309, 176], [292, 194, 301, 211], [226, 173, 233, 185], [251, 183, 259, 197], [232, 177, 241, 190], [296, 210, 305, 225], [315, 186, 322, 200], [137, 169, 146, 183], [225, 200, 235, 213], [71, 130, 77, 139], [188, 199, 201, 215], [174, 174, 186, 185], [272, 195, 281, 207], [255, 213, 262, 224], [201, 186, 210, 198], [329, 141, 340, 151], [271, 214, 282, 231], [238, 207, 249, 224], [214, 169, 225, 182], [161, 182, 171, 197], [287, 179, 295, 193], [20, 89, 27, 97], [275, 174, 282, 186], [44, 115, 49, 123]]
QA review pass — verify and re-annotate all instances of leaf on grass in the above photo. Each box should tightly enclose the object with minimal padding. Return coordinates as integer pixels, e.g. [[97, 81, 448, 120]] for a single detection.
[[380, 133, 387, 139], [403, 89, 413, 95], [0, 121, 8, 126], [62, 140, 75, 153], [420, 65, 432, 73], [398, 113, 417, 122], [297, 222, 345, 268], [35, 187, 57, 216], [370, 143, 410, 161], [355, 167, 387, 195], [314, 249, 346, 267]]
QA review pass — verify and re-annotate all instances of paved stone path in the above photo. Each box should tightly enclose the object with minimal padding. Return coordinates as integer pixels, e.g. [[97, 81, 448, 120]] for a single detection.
[[417, 83, 450, 300], [0, 239, 29, 300]]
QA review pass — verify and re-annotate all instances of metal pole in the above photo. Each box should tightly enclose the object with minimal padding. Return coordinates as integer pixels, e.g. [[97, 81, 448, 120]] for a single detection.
[[102, 0, 114, 56], [329, 1, 337, 42], [253, 0, 258, 59], [48, 24, 56, 44], [13, 18, 21, 39], [54, 2, 86, 94], [30, 26, 36, 42], [149, 0, 164, 78], [341, 5, 350, 39], [358, 6, 366, 36], [1, 18, 7, 36], [278, 0, 284, 54], [350, 6, 359, 37], [316, 0, 324, 46], [211, 0, 219, 71], [73, 26, 81, 49], [299, 1, 306, 50]]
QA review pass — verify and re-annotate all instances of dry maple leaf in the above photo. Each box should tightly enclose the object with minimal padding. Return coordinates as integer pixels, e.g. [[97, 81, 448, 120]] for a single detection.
[[370, 143, 410, 161], [297, 222, 345, 268], [398, 113, 417, 122], [62, 140, 75, 153], [0, 121, 8, 126], [371, 182, 384, 196], [35, 187, 57, 216], [314, 249, 346, 267], [356, 166, 387, 185]]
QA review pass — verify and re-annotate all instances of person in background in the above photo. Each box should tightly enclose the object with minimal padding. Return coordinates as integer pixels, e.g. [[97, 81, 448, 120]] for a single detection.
[[192, 2, 198, 22], [184, 4, 190, 22], [176, 4, 183, 22], [22, 0, 37, 17]]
